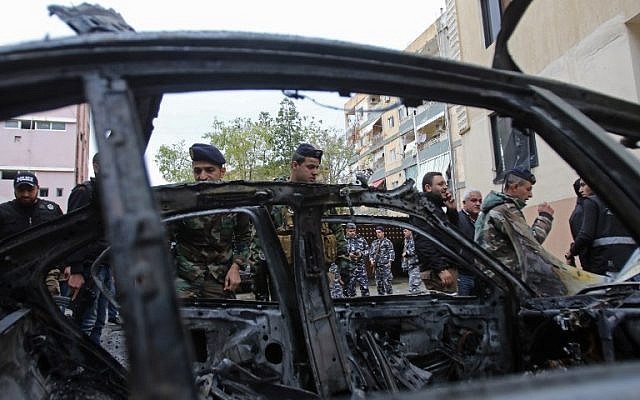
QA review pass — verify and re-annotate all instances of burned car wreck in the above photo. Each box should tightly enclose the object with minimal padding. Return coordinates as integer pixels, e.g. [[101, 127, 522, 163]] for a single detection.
[[1, 2, 640, 399]]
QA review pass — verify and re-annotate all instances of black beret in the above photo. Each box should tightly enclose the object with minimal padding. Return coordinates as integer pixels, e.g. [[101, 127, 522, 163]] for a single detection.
[[189, 143, 226, 166], [507, 167, 536, 184], [294, 143, 323, 161]]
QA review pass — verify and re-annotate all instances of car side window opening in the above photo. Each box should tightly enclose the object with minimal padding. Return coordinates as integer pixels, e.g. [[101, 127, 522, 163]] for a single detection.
[[166, 210, 278, 303]]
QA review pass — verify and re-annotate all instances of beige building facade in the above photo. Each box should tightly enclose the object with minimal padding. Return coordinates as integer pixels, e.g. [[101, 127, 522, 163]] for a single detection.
[[453, 0, 640, 259]]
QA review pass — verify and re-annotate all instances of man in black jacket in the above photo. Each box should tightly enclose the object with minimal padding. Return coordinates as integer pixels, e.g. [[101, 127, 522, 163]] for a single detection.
[[0, 171, 63, 295], [411, 171, 458, 293], [457, 189, 482, 295], [66, 153, 113, 344], [0, 171, 62, 239]]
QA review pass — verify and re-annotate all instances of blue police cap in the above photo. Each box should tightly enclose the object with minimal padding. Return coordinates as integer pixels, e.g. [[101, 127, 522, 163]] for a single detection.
[[346, 222, 357, 229], [507, 167, 536, 184], [189, 143, 226, 166], [14, 171, 38, 188], [294, 143, 323, 161]]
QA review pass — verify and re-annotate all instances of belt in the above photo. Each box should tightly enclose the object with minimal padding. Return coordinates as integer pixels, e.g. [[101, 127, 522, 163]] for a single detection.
[[592, 236, 636, 247]]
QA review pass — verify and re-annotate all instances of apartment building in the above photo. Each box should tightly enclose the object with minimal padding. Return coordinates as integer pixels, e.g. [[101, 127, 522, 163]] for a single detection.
[[453, 0, 640, 258], [344, 14, 457, 195], [0, 104, 91, 212]]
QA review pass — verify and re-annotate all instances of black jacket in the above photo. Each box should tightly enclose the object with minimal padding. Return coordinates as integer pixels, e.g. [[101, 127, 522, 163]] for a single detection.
[[457, 210, 476, 241], [411, 193, 459, 274], [570, 195, 637, 274], [67, 178, 108, 274], [0, 198, 62, 241], [568, 197, 586, 264]]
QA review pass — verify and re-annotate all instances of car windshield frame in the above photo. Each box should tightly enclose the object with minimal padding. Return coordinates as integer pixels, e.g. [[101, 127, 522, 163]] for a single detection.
[[1, 28, 639, 400]]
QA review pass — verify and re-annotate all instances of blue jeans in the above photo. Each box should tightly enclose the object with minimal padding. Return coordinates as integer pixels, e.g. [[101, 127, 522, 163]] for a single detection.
[[107, 278, 118, 321], [80, 265, 111, 344], [457, 272, 475, 296]]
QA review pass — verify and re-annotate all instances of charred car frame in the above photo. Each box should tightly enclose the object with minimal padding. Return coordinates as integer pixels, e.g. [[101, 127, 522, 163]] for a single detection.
[[1, 1, 640, 399]]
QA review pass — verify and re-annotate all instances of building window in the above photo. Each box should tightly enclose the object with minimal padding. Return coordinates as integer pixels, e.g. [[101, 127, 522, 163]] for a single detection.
[[398, 106, 411, 121], [51, 121, 66, 131], [35, 121, 51, 130], [14, 136, 21, 143], [39, 188, 49, 197], [1, 170, 17, 180], [480, 0, 502, 47], [56, 188, 63, 197], [3, 119, 66, 131], [19, 120, 34, 130], [390, 148, 396, 161], [4, 120, 19, 129], [490, 114, 539, 184], [387, 116, 395, 128]]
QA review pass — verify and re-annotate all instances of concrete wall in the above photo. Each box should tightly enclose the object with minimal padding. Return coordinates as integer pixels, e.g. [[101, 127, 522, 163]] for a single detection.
[[0, 105, 81, 211]]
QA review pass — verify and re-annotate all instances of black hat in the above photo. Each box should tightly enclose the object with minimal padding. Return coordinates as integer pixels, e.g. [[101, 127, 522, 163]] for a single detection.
[[14, 171, 38, 188], [189, 143, 226, 166], [346, 222, 356, 229], [294, 143, 323, 161], [507, 168, 536, 184], [375, 226, 384, 232]]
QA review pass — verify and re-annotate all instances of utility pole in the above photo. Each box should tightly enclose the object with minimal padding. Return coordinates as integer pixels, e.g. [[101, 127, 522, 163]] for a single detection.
[[412, 108, 421, 189], [445, 104, 457, 199]]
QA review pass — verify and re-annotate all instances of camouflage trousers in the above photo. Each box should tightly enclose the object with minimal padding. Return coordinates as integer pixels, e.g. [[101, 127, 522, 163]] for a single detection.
[[46, 268, 61, 296], [328, 263, 343, 299], [374, 264, 393, 295], [344, 264, 370, 297], [175, 276, 235, 299], [407, 265, 422, 294]]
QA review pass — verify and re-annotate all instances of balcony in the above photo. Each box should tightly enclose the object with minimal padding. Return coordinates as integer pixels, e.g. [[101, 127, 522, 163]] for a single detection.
[[398, 102, 446, 135]]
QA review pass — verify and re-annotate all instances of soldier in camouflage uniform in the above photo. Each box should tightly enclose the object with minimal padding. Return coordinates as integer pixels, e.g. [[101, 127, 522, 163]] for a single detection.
[[475, 168, 566, 297], [401, 229, 422, 294], [344, 223, 370, 297], [248, 226, 272, 301], [369, 226, 395, 295], [271, 143, 349, 299], [172, 143, 251, 299]]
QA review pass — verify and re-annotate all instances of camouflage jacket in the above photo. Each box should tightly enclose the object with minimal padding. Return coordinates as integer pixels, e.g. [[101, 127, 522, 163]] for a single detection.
[[171, 213, 251, 284], [346, 235, 369, 269], [475, 191, 566, 296], [402, 235, 420, 270], [271, 204, 349, 266], [370, 237, 395, 266]]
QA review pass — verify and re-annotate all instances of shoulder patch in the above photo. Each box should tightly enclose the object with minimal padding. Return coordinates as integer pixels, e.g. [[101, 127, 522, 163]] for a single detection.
[[47, 203, 55, 210]]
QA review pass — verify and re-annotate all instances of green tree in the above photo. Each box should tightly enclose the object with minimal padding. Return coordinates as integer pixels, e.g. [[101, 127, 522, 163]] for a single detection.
[[155, 140, 192, 183], [313, 127, 352, 184], [269, 98, 305, 176], [154, 96, 352, 184]]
